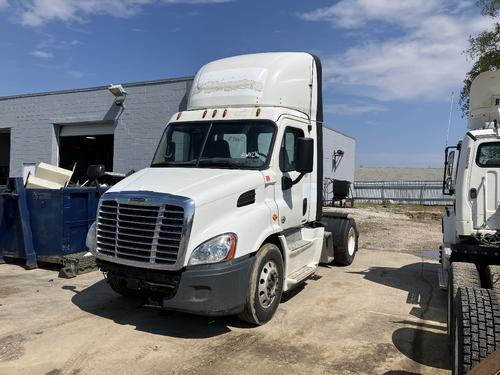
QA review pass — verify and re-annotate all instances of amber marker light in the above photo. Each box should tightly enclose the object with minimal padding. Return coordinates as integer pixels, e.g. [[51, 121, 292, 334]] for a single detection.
[[226, 234, 237, 260]]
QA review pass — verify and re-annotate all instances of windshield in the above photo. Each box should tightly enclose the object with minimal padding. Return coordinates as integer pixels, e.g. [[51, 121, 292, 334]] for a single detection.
[[151, 121, 276, 170]]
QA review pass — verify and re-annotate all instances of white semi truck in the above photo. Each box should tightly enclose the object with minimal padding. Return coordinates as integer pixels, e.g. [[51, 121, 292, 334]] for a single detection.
[[441, 70, 500, 374], [86, 52, 359, 325]]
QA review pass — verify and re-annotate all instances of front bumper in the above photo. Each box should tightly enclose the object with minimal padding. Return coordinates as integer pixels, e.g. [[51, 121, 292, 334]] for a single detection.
[[97, 256, 254, 316], [162, 256, 254, 316]]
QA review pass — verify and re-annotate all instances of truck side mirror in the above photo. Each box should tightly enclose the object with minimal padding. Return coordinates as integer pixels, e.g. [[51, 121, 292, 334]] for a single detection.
[[295, 137, 314, 173], [442, 147, 457, 196]]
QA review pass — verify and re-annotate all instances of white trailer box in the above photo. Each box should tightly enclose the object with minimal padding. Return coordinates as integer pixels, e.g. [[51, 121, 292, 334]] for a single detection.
[[322, 127, 355, 204], [323, 127, 355, 182]]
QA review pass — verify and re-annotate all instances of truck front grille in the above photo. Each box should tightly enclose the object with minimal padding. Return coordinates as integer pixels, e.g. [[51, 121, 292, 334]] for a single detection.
[[96, 200, 185, 265]]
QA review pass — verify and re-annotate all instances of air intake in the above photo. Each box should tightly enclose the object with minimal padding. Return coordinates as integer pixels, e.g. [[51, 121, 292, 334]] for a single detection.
[[237, 190, 256, 207]]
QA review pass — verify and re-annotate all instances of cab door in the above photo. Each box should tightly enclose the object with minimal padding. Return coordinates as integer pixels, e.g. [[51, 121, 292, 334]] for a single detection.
[[470, 141, 500, 229], [275, 121, 311, 229]]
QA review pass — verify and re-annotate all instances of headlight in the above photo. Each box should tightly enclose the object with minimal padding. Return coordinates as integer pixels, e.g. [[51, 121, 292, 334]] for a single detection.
[[86, 221, 97, 253], [188, 233, 237, 266]]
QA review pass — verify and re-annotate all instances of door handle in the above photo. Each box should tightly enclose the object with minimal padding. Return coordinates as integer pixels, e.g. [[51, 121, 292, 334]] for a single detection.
[[470, 188, 477, 199]]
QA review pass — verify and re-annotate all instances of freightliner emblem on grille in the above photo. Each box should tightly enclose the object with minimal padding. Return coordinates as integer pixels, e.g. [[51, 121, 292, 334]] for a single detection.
[[128, 197, 147, 203]]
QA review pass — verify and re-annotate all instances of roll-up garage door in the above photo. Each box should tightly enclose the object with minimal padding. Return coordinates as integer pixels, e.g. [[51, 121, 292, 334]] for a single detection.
[[59, 123, 114, 137]]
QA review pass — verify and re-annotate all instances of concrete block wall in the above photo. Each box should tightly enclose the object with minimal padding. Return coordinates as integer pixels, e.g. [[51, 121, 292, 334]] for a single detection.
[[0, 78, 192, 177]]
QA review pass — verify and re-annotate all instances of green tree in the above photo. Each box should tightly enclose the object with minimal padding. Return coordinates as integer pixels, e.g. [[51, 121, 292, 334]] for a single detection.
[[459, 1, 500, 115]]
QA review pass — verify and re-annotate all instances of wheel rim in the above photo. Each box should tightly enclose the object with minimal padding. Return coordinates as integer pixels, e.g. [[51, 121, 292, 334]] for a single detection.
[[258, 260, 279, 308], [347, 227, 356, 256]]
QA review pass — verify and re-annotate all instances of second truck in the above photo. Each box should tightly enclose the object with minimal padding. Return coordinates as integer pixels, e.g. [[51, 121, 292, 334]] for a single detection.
[[441, 70, 500, 374], [86, 52, 359, 325]]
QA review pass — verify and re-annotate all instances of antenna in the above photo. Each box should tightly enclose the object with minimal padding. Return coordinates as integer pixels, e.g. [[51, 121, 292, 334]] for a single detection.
[[445, 91, 455, 147]]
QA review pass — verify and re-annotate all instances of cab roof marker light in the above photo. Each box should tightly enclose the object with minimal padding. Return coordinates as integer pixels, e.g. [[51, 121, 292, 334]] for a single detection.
[[212, 109, 218, 118], [176, 112, 182, 120], [256, 107, 261, 117], [223, 109, 228, 118], [202, 110, 208, 118]]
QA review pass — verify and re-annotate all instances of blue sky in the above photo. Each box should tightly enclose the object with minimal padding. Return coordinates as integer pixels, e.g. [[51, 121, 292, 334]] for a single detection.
[[0, 0, 495, 167]]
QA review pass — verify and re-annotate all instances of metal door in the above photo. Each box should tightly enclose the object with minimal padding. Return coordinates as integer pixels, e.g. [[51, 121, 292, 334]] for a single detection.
[[470, 141, 500, 229], [275, 121, 311, 229]]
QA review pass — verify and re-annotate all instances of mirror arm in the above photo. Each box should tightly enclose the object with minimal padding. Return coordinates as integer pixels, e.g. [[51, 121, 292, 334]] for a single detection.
[[282, 173, 307, 191], [292, 173, 306, 186]]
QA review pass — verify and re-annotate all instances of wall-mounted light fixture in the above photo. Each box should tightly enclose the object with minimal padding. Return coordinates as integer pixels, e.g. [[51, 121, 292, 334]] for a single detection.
[[108, 84, 127, 107], [333, 149, 344, 172]]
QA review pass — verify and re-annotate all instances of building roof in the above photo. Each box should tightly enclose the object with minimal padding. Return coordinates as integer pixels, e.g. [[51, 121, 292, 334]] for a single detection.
[[0, 76, 194, 102]]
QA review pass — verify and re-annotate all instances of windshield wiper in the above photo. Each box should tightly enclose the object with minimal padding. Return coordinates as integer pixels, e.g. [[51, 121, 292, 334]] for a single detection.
[[197, 159, 239, 169], [150, 161, 196, 168]]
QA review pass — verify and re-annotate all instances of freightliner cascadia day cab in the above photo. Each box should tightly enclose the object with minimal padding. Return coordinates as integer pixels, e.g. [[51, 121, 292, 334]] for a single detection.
[[86, 52, 359, 325], [441, 70, 500, 374]]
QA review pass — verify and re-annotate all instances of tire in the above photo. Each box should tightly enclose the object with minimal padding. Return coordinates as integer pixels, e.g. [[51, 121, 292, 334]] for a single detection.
[[448, 262, 481, 337], [238, 243, 284, 325], [485, 265, 500, 294], [333, 218, 358, 266], [106, 273, 143, 298], [452, 287, 500, 375]]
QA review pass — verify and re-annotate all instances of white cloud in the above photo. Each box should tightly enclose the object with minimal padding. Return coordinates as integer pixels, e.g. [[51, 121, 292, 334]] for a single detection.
[[300, 0, 493, 102], [31, 50, 53, 58], [325, 101, 387, 116], [0, 0, 9, 10], [11, 0, 233, 27], [300, 0, 444, 29]]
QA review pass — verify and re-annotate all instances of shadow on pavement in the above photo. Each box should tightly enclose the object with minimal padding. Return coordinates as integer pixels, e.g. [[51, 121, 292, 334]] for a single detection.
[[64, 279, 254, 339], [349, 261, 446, 324], [392, 321, 450, 370], [350, 260, 450, 371]]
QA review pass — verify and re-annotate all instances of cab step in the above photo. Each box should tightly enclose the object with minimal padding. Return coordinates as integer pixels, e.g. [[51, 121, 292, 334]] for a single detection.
[[287, 265, 316, 284], [284, 229, 314, 253]]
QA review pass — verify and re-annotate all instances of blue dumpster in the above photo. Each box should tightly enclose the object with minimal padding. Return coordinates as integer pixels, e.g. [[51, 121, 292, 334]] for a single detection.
[[0, 178, 103, 267]]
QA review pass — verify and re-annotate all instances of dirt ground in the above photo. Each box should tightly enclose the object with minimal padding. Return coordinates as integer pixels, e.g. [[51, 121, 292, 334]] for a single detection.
[[340, 204, 443, 254], [0, 205, 449, 375]]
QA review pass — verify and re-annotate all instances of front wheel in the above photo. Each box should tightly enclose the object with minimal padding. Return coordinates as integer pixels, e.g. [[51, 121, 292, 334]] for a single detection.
[[238, 243, 284, 325]]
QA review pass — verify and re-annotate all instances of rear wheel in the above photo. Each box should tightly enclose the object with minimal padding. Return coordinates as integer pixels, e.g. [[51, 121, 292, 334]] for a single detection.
[[333, 218, 358, 266], [448, 262, 481, 337], [238, 243, 284, 325], [453, 287, 500, 374]]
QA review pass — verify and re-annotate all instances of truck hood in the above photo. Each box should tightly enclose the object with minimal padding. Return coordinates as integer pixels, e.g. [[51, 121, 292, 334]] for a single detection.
[[106, 167, 265, 206]]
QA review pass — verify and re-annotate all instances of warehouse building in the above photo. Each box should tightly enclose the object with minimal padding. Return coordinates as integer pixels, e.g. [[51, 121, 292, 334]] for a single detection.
[[0, 77, 193, 185], [0, 76, 355, 190]]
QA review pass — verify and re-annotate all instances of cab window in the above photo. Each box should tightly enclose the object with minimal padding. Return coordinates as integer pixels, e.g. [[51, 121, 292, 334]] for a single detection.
[[476, 142, 500, 167], [280, 127, 304, 172]]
